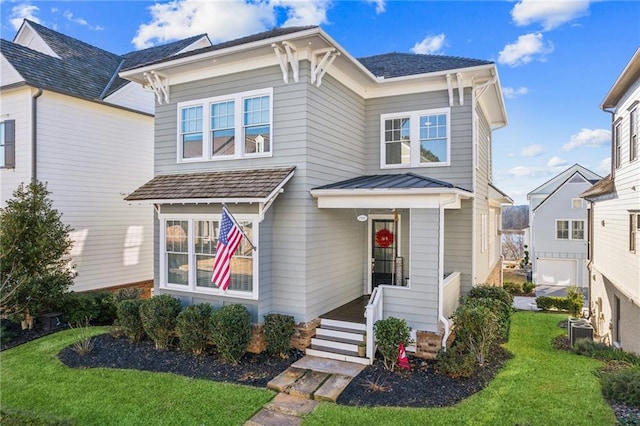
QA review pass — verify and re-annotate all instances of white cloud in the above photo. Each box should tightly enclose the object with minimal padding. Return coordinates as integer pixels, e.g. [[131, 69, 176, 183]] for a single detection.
[[502, 86, 529, 99], [547, 156, 567, 167], [366, 0, 386, 14], [562, 128, 611, 151], [506, 166, 549, 178], [10, 4, 41, 30], [511, 0, 591, 31], [520, 144, 544, 157], [410, 33, 446, 55], [596, 157, 611, 176], [132, 0, 332, 49], [63, 10, 104, 31], [498, 32, 554, 67]]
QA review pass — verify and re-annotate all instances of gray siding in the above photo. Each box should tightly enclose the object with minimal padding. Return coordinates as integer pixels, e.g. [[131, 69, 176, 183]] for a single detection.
[[444, 199, 473, 293], [384, 208, 440, 332], [474, 105, 493, 284], [363, 90, 473, 191]]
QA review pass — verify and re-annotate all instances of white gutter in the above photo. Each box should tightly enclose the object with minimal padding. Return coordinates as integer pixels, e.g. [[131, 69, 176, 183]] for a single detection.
[[439, 193, 459, 350], [310, 187, 473, 197]]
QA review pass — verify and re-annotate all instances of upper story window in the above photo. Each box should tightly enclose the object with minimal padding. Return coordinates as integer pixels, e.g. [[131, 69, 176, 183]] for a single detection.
[[571, 198, 583, 209], [630, 107, 638, 162], [0, 120, 15, 169], [380, 108, 450, 168], [630, 214, 637, 253], [161, 214, 257, 299], [556, 219, 584, 240], [177, 88, 272, 162], [615, 121, 622, 169]]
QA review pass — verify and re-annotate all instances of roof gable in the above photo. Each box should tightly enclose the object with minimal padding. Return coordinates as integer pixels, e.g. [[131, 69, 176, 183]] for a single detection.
[[528, 164, 601, 198], [532, 170, 599, 212]]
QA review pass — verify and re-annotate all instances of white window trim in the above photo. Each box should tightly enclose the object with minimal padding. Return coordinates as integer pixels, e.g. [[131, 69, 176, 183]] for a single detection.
[[380, 107, 451, 169], [159, 213, 259, 300], [555, 219, 585, 240], [176, 87, 273, 163], [481, 214, 487, 253]]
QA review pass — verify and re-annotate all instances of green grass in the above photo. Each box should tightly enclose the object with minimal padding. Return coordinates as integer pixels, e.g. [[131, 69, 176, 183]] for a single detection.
[[0, 327, 275, 425], [305, 312, 616, 426], [0, 313, 616, 425]]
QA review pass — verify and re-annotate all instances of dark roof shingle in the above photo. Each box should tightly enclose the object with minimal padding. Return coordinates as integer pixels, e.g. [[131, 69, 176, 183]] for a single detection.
[[125, 167, 296, 201], [357, 52, 493, 78]]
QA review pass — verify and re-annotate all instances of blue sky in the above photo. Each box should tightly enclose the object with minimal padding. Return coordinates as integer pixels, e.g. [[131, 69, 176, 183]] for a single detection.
[[1, 0, 639, 205]]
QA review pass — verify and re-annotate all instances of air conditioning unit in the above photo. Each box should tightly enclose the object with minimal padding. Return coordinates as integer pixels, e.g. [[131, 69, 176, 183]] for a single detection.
[[571, 323, 594, 346], [568, 318, 588, 342]]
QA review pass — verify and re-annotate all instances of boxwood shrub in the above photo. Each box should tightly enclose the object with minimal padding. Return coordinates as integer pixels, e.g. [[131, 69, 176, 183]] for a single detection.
[[374, 316, 411, 371], [116, 299, 145, 343], [263, 313, 295, 358], [139, 294, 182, 350], [176, 303, 214, 356], [210, 304, 252, 364]]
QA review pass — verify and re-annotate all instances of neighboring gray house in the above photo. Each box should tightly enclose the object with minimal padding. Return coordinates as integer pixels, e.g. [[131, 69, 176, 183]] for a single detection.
[[0, 20, 211, 293], [527, 164, 601, 289], [123, 26, 510, 364]]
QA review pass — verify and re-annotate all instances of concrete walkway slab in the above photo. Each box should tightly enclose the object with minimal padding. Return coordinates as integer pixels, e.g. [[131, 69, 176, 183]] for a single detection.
[[292, 355, 367, 377], [267, 367, 306, 392], [287, 370, 329, 399], [313, 373, 353, 402], [245, 408, 302, 426], [265, 393, 318, 416]]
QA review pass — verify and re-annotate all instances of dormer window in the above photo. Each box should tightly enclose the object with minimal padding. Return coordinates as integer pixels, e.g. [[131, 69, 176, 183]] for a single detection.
[[380, 108, 450, 168]]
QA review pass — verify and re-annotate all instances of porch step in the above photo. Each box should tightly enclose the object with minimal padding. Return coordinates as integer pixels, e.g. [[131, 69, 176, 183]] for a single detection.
[[307, 318, 370, 365], [305, 347, 370, 365], [310, 336, 361, 352], [320, 318, 366, 331], [315, 326, 364, 342]]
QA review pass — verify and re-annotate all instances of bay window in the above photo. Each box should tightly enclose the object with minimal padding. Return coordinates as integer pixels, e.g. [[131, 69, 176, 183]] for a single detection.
[[178, 88, 272, 162], [381, 108, 450, 168], [161, 214, 258, 299]]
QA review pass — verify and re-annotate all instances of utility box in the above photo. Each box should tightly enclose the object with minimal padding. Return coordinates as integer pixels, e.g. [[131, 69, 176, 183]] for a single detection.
[[41, 312, 64, 331], [571, 323, 594, 346]]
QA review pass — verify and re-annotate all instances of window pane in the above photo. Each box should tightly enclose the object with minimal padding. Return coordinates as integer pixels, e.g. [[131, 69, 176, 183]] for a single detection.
[[572, 221, 584, 240], [420, 139, 445, 163], [0, 122, 4, 166], [181, 106, 203, 159], [227, 221, 253, 292], [212, 129, 235, 156], [244, 96, 269, 125], [245, 125, 270, 154], [557, 221, 569, 239], [166, 220, 188, 285], [211, 101, 234, 130], [195, 220, 217, 288], [419, 114, 447, 163], [183, 133, 203, 158]]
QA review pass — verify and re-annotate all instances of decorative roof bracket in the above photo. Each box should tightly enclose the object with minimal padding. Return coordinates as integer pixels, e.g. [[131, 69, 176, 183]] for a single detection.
[[456, 73, 464, 106], [311, 48, 340, 87], [272, 42, 299, 84], [143, 71, 170, 104], [446, 74, 454, 106]]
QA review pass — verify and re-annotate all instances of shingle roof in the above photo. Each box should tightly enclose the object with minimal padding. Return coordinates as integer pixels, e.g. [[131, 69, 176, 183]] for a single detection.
[[357, 52, 493, 78], [125, 167, 296, 201], [580, 175, 615, 199], [312, 173, 468, 192], [121, 26, 317, 71], [2, 20, 207, 99]]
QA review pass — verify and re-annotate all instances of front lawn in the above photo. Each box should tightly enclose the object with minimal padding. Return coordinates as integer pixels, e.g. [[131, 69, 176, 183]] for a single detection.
[[0, 313, 616, 425]]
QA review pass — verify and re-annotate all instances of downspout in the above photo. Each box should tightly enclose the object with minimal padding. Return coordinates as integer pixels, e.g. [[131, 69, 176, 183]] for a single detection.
[[31, 88, 43, 182], [439, 193, 459, 350]]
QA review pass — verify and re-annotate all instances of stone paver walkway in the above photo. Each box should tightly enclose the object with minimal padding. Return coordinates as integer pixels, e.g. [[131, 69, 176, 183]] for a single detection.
[[245, 355, 366, 425]]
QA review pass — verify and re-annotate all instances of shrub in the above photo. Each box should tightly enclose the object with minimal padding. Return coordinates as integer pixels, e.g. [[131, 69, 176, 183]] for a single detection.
[[567, 285, 584, 318], [210, 304, 252, 364], [140, 294, 182, 350], [522, 281, 536, 294], [573, 338, 640, 366], [116, 299, 145, 343], [467, 285, 513, 342], [535, 296, 572, 312], [57, 291, 117, 326], [503, 281, 522, 294], [176, 303, 214, 356], [113, 287, 144, 303], [601, 368, 640, 407], [435, 344, 477, 378], [451, 302, 500, 366], [263, 313, 295, 358], [468, 285, 513, 307], [374, 317, 411, 371]]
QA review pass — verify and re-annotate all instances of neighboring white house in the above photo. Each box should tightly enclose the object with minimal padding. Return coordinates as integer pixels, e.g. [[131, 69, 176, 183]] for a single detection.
[[527, 164, 601, 289], [0, 20, 210, 292], [582, 47, 640, 355]]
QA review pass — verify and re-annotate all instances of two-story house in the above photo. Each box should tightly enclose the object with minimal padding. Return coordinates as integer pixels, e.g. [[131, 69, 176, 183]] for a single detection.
[[123, 26, 510, 363], [582, 47, 640, 355], [0, 20, 210, 293], [527, 164, 601, 289]]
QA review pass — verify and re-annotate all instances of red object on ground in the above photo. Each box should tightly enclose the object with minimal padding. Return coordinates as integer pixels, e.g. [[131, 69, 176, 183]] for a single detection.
[[398, 343, 410, 370]]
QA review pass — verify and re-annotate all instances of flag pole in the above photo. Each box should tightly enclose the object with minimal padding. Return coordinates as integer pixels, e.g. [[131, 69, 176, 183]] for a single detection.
[[221, 203, 256, 250]]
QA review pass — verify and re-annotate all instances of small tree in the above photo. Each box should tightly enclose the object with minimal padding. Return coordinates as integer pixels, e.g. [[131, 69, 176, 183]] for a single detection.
[[374, 317, 411, 371], [0, 181, 74, 325]]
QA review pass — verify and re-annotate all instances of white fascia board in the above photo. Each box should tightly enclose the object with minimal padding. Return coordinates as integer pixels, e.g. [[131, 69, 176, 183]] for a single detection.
[[311, 189, 471, 209], [127, 197, 266, 205]]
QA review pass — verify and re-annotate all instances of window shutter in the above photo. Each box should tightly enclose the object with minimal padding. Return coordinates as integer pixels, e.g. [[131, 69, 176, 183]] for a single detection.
[[4, 120, 15, 168]]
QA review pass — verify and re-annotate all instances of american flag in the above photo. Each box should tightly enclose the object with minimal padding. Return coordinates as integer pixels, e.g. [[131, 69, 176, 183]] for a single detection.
[[211, 208, 243, 291]]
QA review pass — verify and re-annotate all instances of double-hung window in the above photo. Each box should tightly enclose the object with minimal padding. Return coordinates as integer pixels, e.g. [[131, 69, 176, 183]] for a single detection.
[[630, 107, 638, 162], [556, 219, 584, 240], [178, 88, 272, 162], [615, 121, 622, 169], [381, 108, 450, 168], [161, 214, 258, 299], [0, 120, 15, 169]]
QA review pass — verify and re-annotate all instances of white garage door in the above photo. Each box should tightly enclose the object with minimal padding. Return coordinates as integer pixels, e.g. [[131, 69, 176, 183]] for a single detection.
[[535, 259, 577, 286]]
